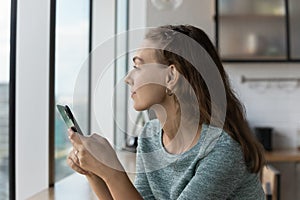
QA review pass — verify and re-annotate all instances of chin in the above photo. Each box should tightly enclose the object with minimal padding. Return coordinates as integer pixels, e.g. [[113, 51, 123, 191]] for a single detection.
[[133, 103, 149, 111]]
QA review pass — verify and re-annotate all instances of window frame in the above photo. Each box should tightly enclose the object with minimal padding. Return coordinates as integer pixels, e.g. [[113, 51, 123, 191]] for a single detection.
[[9, 0, 17, 199]]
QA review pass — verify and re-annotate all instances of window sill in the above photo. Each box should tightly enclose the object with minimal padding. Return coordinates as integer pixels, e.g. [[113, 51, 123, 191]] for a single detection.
[[28, 173, 97, 200], [28, 150, 136, 200]]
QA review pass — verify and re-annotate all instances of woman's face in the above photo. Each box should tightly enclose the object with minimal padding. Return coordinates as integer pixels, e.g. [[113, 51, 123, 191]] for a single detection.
[[124, 48, 168, 111]]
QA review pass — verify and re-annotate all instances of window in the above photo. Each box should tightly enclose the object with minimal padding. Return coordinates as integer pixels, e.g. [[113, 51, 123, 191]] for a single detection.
[[0, 0, 11, 199], [54, 0, 90, 182]]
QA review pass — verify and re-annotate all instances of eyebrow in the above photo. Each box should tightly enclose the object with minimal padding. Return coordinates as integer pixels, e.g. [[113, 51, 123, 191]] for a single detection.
[[132, 56, 145, 64]]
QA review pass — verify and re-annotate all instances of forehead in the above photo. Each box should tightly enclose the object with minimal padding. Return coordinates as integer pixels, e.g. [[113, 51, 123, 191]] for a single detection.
[[133, 48, 157, 63]]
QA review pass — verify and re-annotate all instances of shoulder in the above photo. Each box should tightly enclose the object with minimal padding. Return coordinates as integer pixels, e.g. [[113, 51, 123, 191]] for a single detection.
[[201, 124, 243, 154], [199, 124, 246, 170], [216, 129, 243, 155]]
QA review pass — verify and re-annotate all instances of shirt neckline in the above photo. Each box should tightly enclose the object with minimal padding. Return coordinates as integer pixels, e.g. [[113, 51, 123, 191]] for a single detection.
[[158, 123, 208, 158]]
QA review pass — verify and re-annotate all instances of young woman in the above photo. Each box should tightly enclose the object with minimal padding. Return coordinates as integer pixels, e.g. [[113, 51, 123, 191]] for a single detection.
[[67, 25, 266, 199]]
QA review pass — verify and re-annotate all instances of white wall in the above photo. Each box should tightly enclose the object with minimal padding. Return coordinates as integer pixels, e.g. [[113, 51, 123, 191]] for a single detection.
[[225, 63, 300, 149], [146, 0, 215, 40], [16, 0, 50, 199]]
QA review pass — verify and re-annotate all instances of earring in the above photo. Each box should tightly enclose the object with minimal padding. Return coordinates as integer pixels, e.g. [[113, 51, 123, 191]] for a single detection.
[[166, 88, 173, 96]]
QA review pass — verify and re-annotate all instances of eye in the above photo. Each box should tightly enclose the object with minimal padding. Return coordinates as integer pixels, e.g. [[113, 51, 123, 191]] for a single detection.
[[132, 65, 138, 69]]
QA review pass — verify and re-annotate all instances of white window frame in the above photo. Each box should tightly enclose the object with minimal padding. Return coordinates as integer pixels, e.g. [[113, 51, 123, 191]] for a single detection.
[[15, 0, 50, 199]]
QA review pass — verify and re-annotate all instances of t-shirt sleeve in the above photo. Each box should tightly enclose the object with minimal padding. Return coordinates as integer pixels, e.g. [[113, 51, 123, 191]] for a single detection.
[[176, 143, 252, 200], [134, 128, 156, 200], [134, 154, 156, 199]]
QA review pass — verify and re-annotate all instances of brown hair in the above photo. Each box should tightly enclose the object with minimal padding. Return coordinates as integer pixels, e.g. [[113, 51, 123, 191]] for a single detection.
[[145, 25, 265, 173]]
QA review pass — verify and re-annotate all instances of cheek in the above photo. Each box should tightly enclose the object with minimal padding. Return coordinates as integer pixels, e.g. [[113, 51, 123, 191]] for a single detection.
[[141, 84, 165, 100], [133, 85, 166, 110], [132, 69, 166, 91]]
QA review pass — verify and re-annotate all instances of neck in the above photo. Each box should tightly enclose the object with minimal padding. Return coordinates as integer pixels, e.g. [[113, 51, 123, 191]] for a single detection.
[[150, 97, 201, 154]]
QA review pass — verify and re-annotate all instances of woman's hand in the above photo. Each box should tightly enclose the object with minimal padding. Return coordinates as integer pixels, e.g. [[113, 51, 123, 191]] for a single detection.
[[67, 129, 124, 181], [67, 148, 89, 175], [68, 129, 142, 200]]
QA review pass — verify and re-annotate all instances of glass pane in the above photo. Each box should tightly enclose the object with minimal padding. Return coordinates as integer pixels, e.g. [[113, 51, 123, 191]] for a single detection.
[[55, 0, 90, 182], [0, 0, 10, 199], [219, 0, 286, 60], [289, 0, 300, 59], [220, 0, 285, 15]]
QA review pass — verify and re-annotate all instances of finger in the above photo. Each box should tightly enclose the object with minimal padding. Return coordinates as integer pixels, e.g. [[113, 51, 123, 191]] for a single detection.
[[69, 149, 80, 165], [67, 127, 74, 136], [68, 128, 84, 150], [67, 151, 88, 174], [67, 157, 87, 175]]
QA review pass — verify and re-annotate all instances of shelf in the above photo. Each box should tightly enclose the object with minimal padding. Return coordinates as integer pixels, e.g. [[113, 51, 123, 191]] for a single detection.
[[222, 59, 300, 63], [220, 14, 285, 20], [221, 55, 286, 60], [265, 149, 300, 163]]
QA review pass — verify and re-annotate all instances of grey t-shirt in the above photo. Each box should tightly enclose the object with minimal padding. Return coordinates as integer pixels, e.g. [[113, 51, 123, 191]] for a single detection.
[[134, 119, 265, 200]]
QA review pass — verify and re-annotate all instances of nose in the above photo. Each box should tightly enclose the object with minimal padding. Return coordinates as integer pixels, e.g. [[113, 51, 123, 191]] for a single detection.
[[124, 70, 133, 86]]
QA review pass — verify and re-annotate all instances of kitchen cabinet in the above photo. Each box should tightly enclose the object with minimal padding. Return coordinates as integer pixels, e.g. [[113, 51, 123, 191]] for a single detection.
[[289, 0, 300, 59], [216, 0, 300, 62], [265, 149, 300, 200]]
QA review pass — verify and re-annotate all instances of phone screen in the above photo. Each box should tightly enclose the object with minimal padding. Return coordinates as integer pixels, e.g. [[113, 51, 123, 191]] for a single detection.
[[56, 104, 84, 135]]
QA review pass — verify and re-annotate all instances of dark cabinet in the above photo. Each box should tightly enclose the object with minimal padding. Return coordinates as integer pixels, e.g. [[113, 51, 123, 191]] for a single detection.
[[216, 0, 300, 62], [289, 0, 300, 59]]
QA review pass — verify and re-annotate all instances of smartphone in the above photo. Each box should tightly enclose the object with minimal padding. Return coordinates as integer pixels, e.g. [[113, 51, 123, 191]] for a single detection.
[[56, 104, 84, 135]]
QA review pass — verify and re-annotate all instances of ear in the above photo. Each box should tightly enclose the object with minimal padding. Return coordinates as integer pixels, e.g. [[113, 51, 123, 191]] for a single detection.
[[165, 64, 179, 90]]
